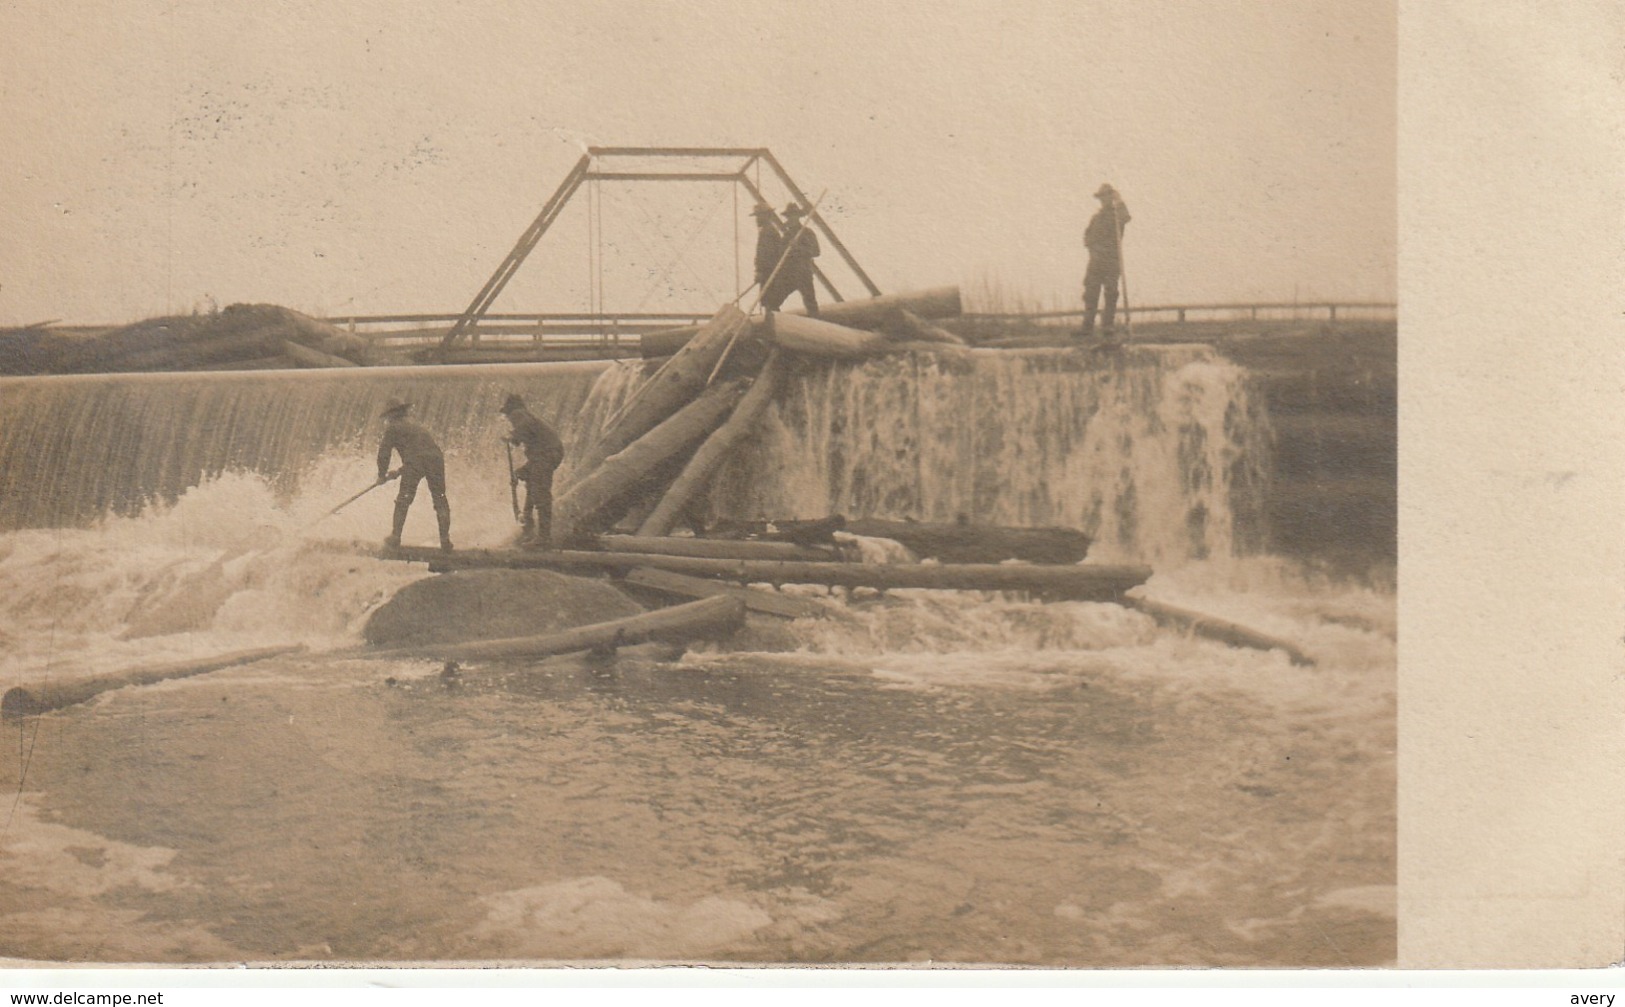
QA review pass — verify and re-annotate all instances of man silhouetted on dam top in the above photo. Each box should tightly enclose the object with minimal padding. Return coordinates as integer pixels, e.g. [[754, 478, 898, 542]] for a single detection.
[[1080, 182, 1131, 343], [761, 203, 821, 316], [750, 203, 783, 296], [500, 393, 565, 548], [376, 399, 453, 552]]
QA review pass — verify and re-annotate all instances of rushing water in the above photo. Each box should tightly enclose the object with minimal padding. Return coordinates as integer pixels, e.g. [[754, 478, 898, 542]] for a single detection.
[[0, 348, 1393, 965]]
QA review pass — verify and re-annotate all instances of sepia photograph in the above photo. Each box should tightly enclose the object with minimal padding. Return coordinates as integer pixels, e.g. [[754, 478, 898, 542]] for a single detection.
[[0, 0, 1396, 969]]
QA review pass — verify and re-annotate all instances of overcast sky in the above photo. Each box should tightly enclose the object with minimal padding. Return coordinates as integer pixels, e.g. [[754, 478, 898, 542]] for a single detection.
[[0, 0, 1394, 325]]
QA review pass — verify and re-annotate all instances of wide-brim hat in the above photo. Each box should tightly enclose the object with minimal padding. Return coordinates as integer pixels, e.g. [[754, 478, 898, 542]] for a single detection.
[[380, 399, 411, 417], [750, 204, 776, 218], [1094, 183, 1117, 199], [783, 203, 805, 217], [499, 393, 526, 414]]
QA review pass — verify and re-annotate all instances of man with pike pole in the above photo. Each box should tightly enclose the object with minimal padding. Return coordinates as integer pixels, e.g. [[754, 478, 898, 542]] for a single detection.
[[500, 393, 565, 548], [375, 399, 453, 552], [1080, 182, 1132, 344]]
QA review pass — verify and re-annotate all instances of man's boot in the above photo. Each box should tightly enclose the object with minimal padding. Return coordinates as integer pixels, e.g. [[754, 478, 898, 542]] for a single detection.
[[436, 504, 454, 553], [385, 500, 409, 549]]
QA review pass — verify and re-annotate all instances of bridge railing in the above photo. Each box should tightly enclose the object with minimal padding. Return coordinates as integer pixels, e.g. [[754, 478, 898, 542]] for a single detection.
[[962, 301, 1397, 325]]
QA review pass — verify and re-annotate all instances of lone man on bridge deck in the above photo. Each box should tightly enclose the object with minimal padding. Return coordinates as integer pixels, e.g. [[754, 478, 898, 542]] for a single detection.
[[1081, 183, 1131, 342], [500, 393, 565, 547], [376, 399, 453, 552]]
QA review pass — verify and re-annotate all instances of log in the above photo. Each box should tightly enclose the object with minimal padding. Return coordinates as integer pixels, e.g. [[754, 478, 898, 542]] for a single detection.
[[553, 380, 748, 543], [622, 567, 831, 620], [2, 644, 307, 720], [637, 351, 784, 536], [769, 313, 895, 359], [576, 305, 753, 478], [275, 307, 373, 363], [366, 596, 745, 662], [382, 546, 1150, 601], [598, 532, 837, 563], [1122, 596, 1315, 666], [843, 519, 1092, 565], [282, 340, 359, 368], [640, 287, 962, 357], [884, 308, 967, 346]]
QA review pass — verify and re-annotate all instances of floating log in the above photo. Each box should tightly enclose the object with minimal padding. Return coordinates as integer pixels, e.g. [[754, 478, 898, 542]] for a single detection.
[[598, 531, 836, 563], [365, 596, 745, 662], [769, 313, 895, 359], [1123, 596, 1315, 666], [640, 287, 962, 357], [382, 546, 1149, 601], [281, 340, 359, 368], [637, 351, 784, 536], [553, 380, 748, 543], [576, 305, 753, 478], [843, 519, 1092, 565], [622, 567, 832, 621], [1, 644, 307, 720]]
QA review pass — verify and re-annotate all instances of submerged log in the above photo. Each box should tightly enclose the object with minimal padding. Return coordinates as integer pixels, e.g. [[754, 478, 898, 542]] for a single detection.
[[1122, 596, 1315, 666], [637, 351, 784, 536], [622, 567, 831, 621], [553, 380, 748, 543], [2, 644, 307, 720], [769, 313, 894, 359], [366, 595, 745, 662], [843, 519, 1092, 565], [384, 546, 1150, 601], [598, 531, 836, 563], [577, 305, 753, 477], [640, 287, 962, 357]]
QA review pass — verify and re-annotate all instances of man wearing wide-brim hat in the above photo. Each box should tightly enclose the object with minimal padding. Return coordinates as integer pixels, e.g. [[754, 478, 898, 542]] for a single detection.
[[750, 204, 783, 296], [499, 392, 565, 547], [1081, 182, 1132, 342], [375, 399, 453, 551], [761, 202, 821, 316]]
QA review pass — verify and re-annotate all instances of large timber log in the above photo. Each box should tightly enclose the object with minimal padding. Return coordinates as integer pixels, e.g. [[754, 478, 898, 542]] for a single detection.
[[843, 519, 1092, 565], [575, 305, 753, 477], [769, 313, 895, 359], [640, 287, 962, 357], [382, 546, 1149, 601], [883, 308, 967, 346], [637, 351, 784, 536], [553, 380, 748, 543], [1122, 596, 1315, 666], [1, 644, 307, 720], [622, 567, 832, 621], [598, 533, 836, 563], [366, 596, 744, 662]]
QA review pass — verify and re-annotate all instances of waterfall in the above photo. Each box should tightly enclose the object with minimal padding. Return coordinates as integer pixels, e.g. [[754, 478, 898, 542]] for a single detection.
[[0, 346, 1269, 565]]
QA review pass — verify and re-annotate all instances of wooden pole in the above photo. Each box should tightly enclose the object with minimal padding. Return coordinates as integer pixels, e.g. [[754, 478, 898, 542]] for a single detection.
[[622, 567, 832, 621], [1122, 596, 1314, 666], [365, 596, 744, 662], [2, 645, 307, 720]]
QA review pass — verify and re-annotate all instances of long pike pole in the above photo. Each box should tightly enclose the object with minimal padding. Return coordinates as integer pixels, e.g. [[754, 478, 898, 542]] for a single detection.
[[504, 442, 522, 523], [327, 469, 400, 517]]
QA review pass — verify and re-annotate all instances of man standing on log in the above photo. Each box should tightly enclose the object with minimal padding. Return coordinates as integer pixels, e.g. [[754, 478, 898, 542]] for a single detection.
[[500, 393, 565, 547], [377, 399, 453, 552], [1080, 183, 1131, 342], [751, 203, 782, 296], [762, 203, 820, 316]]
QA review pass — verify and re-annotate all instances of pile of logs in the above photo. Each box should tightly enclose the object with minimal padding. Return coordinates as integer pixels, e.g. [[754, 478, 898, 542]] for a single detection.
[[4, 304, 375, 375]]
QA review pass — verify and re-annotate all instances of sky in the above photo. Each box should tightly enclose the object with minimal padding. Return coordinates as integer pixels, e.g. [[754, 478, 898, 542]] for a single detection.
[[0, 0, 1395, 325]]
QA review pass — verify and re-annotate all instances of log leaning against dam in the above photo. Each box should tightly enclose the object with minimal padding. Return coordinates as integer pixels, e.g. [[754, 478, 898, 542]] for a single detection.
[[364, 595, 745, 662], [640, 286, 962, 358], [575, 304, 753, 476], [2, 644, 307, 720], [552, 379, 749, 543], [382, 546, 1151, 601]]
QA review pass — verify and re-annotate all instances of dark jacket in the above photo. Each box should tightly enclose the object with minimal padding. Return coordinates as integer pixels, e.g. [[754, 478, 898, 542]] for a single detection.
[[1085, 202, 1131, 267], [377, 418, 444, 478], [780, 224, 820, 281], [506, 408, 565, 472], [753, 221, 784, 286]]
